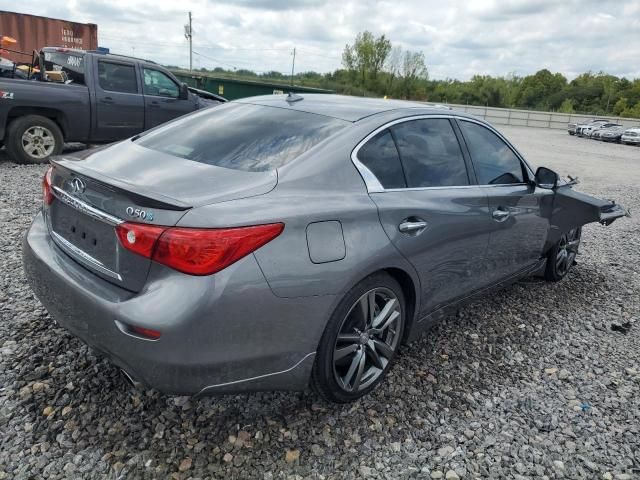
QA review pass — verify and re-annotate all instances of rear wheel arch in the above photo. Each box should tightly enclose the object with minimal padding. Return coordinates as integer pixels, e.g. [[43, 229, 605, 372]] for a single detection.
[[336, 267, 419, 343], [383, 267, 418, 343], [7, 107, 68, 139]]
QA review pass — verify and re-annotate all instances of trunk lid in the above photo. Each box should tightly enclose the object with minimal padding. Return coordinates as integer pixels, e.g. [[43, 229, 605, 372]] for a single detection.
[[53, 140, 278, 208], [47, 142, 277, 292]]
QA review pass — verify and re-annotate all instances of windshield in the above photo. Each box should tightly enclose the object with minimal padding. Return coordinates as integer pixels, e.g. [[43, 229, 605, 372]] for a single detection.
[[136, 103, 348, 172], [42, 50, 85, 84]]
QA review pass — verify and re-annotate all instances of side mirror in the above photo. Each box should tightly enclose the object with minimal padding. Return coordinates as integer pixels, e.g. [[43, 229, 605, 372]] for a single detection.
[[178, 82, 189, 100], [535, 167, 559, 189]]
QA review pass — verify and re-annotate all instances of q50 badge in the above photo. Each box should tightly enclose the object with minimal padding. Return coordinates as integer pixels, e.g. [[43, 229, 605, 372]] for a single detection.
[[126, 206, 154, 221], [0, 91, 14, 100]]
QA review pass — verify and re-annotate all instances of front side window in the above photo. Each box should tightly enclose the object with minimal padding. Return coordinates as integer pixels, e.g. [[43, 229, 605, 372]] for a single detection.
[[143, 69, 179, 98], [97, 61, 137, 94], [136, 103, 347, 172], [357, 130, 406, 189], [391, 119, 469, 188], [459, 121, 524, 185]]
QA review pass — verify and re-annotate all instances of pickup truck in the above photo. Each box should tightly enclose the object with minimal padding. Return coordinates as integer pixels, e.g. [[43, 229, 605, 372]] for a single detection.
[[0, 47, 225, 163]]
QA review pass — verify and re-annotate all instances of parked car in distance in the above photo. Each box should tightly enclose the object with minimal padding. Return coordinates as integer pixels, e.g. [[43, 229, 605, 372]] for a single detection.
[[577, 120, 614, 137], [0, 47, 226, 164], [23, 95, 629, 403], [621, 127, 640, 145], [596, 125, 626, 142], [571, 119, 608, 136], [588, 123, 621, 139]]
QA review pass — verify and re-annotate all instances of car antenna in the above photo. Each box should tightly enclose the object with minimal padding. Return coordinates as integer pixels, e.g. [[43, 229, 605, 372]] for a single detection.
[[286, 92, 303, 103]]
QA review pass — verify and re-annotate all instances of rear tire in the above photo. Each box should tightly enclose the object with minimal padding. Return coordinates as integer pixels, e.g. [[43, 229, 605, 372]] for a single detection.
[[5, 115, 63, 164], [311, 273, 406, 403], [545, 228, 582, 282]]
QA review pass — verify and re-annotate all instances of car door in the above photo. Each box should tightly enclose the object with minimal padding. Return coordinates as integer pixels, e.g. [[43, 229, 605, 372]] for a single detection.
[[93, 59, 144, 142], [457, 119, 552, 283], [142, 67, 194, 128], [357, 117, 495, 316]]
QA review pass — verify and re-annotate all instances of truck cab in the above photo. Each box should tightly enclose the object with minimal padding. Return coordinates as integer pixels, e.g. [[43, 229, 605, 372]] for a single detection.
[[0, 48, 224, 163]]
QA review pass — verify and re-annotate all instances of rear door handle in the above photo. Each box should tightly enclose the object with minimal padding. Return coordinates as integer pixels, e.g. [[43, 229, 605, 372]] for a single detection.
[[100, 97, 114, 104], [398, 219, 428, 234], [492, 208, 510, 222]]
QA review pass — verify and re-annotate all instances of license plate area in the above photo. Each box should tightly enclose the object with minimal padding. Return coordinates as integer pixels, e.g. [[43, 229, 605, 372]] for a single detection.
[[50, 201, 118, 272]]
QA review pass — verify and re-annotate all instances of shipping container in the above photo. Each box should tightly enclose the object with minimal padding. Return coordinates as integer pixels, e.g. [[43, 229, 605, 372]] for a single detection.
[[0, 10, 97, 64]]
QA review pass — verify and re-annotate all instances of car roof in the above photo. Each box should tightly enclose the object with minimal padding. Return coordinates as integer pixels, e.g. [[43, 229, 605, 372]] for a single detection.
[[235, 94, 452, 122]]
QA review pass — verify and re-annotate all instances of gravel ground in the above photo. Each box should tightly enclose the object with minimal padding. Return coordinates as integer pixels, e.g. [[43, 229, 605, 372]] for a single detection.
[[1, 129, 639, 480]]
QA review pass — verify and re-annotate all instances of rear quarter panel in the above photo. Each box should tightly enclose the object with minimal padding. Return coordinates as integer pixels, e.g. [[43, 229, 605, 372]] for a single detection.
[[176, 122, 421, 300]]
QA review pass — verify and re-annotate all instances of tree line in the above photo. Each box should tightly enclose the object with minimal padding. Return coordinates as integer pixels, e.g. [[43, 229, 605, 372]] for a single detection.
[[183, 31, 640, 118]]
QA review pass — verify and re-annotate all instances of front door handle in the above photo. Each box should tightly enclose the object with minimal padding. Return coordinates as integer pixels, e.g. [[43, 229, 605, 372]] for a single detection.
[[398, 219, 428, 234], [100, 96, 114, 104], [492, 208, 510, 222]]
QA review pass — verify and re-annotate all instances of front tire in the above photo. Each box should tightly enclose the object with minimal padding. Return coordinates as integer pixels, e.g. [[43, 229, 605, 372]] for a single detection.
[[311, 273, 406, 403], [5, 115, 63, 164], [545, 228, 582, 281]]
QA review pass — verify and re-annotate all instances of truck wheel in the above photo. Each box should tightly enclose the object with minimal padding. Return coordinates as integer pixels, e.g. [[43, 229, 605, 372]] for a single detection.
[[6, 115, 63, 164]]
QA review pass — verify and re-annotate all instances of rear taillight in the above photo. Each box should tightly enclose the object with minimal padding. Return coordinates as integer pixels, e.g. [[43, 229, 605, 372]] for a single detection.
[[115, 222, 284, 276], [115, 223, 166, 258], [42, 166, 54, 206]]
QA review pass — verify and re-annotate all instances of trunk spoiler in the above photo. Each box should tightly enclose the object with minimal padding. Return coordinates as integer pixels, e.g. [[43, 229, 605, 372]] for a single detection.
[[51, 157, 191, 211]]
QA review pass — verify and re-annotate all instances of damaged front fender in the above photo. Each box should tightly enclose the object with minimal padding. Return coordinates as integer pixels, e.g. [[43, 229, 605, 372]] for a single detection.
[[546, 185, 630, 247]]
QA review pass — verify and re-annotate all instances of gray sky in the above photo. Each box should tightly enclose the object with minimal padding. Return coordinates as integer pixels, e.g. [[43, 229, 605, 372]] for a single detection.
[[8, 0, 640, 80]]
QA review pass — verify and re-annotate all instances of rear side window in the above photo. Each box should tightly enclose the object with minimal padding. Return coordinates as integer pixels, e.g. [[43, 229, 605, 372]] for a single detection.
[[98, 61, 138, 94], [136, 103, 347, 172], [391, 119, 469, 188], [357, 130, 406, 189], [459, 121, 524, 185]]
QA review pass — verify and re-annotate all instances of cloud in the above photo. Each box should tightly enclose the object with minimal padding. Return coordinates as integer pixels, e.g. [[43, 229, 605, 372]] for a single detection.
[[6, 0, 640, 80]]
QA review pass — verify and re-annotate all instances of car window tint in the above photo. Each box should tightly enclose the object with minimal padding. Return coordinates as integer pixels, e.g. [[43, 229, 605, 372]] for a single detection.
[[136, 103, 347, 172], [357, 130, 406, 189], [143, 68, 179, 98], [390, 119, 469, 187], [459, 121, 524, 185], [97, 61, 137, 94]]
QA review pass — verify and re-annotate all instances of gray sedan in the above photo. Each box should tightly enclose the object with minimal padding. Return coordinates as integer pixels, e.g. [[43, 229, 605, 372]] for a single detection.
[[23, 94, 628, 402]]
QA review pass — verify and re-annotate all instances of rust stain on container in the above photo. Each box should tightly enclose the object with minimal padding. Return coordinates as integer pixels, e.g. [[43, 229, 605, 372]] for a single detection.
[[0, 10, 97, 63]]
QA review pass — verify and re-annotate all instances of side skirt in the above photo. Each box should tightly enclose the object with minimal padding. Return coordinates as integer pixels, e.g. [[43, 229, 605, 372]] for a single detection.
[[406, 259, 546, 342]]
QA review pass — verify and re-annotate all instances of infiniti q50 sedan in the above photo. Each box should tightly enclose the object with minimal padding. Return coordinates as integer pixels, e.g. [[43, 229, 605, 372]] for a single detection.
[[23, 94, 628, 403]]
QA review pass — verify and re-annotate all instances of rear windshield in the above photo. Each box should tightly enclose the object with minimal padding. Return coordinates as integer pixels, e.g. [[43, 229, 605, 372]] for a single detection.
[[136, 103, 348, 172], [42, 50, 85, 84]]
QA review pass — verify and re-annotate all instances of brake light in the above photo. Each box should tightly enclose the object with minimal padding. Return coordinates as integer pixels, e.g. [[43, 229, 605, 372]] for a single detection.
[[42, 166, 54, 206], [115, 223, 166, 258], [154, 223, 284, 275], [115, 222, 284, 276]]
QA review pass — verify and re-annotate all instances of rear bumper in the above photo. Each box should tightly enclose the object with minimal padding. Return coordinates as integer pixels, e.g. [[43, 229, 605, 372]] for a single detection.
[[23, 212, 335, 395]]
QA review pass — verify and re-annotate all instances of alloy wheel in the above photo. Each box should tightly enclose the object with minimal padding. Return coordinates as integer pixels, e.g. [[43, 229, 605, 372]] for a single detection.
[[332, 287, 403, 393], [21, 126, 56, 159], [556, 228, 581, 276]]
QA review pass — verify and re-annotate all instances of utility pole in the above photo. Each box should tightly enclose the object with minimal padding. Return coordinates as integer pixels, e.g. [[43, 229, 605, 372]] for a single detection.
[[290, 47, 296, 87], [184, 12, 193, 72]]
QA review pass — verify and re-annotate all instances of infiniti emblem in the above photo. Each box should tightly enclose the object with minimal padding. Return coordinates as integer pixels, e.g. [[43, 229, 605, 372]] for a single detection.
[[71, 177, 86, 194]]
